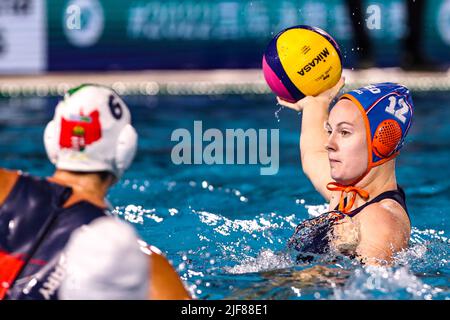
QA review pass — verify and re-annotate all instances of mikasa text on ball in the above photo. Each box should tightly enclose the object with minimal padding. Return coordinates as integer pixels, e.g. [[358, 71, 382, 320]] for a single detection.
[[263, 25, 342, 103]]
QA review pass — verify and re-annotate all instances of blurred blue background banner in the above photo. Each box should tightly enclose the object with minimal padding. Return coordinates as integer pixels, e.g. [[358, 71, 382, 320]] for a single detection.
[[1, 0, 450, 73]]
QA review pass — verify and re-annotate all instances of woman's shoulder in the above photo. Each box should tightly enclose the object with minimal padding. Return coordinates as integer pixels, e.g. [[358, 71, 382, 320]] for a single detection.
[[357, 200, 411, 244], [0, 168, 20, 206], [353, 200, 411, 263], [360, 198, 409, 226]]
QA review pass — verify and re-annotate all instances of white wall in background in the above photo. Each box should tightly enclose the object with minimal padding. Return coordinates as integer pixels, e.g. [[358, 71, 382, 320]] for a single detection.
[[0, 0, 47, 74]]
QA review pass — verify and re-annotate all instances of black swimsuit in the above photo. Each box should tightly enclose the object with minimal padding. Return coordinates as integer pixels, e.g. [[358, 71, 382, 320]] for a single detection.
[[288, 185, 409, 263]]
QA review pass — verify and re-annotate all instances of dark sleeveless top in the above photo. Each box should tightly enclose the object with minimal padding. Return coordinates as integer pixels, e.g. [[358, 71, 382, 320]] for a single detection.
[[0, 173, 107, 300], [288, 185, 409, 263]]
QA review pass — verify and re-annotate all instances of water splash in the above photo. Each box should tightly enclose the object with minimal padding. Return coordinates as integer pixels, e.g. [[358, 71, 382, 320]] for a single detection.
[[333, 266, 444, 300], [112, 178, 449, 300], [274, 105, 284, 122], [304, 203, 330, 217], [224, 249, 294, 274], [112, 205, 164, 224]]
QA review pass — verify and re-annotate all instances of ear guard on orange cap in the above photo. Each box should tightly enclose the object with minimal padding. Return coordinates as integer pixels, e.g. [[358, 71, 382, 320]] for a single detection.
[[338, 82, 414, 171]]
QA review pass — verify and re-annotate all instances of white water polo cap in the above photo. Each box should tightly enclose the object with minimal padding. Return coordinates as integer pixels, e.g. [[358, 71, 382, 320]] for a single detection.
[[44, 84, 138, 178]]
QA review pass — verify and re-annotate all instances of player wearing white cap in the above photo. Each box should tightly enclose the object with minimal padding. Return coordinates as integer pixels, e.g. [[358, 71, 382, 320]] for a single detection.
[[0, 84, 190, 300]]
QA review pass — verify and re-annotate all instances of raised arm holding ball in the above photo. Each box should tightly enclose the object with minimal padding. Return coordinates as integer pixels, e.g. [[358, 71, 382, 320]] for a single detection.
[[264, 26, 413, 265]]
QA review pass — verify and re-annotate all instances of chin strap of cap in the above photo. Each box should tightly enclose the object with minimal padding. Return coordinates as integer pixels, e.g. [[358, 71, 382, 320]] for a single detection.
[[326, 182, 369, 214]]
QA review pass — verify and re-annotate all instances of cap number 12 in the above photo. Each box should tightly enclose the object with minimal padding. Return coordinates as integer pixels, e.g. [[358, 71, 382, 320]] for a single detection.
[[385, 96, 408, 124]]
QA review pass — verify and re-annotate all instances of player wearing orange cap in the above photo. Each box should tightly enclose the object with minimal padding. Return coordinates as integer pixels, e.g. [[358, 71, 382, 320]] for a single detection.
[[279, 78, 414, 265]]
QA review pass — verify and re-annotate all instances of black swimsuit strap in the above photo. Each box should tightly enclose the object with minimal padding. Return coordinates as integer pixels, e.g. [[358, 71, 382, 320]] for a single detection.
[[335, 184, 410, 221]]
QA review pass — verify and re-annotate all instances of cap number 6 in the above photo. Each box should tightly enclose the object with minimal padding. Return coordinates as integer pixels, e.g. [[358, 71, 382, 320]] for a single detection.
[[109, 95, 123, 120]]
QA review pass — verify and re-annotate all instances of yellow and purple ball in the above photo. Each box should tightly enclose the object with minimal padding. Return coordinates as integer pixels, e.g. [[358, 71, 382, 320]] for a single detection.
[[263, 25, 343, 103]]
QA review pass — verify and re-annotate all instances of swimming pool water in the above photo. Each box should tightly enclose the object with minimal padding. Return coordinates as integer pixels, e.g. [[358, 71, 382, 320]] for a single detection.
[[0, 91, 448, 300]]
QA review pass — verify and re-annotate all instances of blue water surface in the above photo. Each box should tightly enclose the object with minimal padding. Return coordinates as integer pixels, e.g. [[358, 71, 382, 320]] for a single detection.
[[0, 91, 448, 300]]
